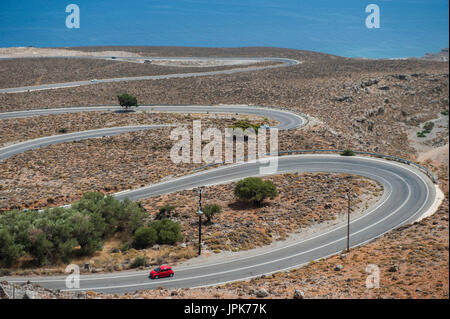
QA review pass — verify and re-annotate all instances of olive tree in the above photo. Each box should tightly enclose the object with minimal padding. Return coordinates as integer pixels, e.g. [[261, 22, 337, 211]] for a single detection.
[[202, 204, 222, 224], [117, 93, 138, 110], [234, 177, 277, 206]]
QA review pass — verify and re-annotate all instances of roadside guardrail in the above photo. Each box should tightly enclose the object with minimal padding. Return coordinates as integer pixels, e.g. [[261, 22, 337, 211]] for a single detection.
[[195, 149, 438, 184]]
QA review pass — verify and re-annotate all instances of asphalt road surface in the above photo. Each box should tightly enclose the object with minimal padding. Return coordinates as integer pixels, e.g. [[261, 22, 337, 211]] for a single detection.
[[0, 56, 299, 94], [0, 105, 305, 162], [0, 105, 305, 130]]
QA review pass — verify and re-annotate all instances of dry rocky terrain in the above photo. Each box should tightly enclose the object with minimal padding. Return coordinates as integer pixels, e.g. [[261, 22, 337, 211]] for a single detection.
[[0, 46, 448, 299], [2, 198, 447, 299], [0, 48, 447, 167], [0, 112, 278, 211], [138, 173, 380, 254], [0, 110, 276, 147]]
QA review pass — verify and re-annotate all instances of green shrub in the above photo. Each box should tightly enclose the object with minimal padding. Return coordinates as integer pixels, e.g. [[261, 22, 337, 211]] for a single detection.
[[131, 256, 147, 268], [0, 229, 24, 267], [0, 192, 148, 266], [133, 219, 183, 248], [423, 122, 434, 132], [28, 231, 54, 266], [121, 199, 148, 234], [229, 120, 259, 134], [32, 207, 104, 263], [203, 204, 222, 223], [149, 219, 183, 245], [120, 241, 131, 252], [58, 128, 68, 134], [441, 109, 449, 116], [417, 131, 426, 138], [234, 177, 278, 206], [68, 210, 104, 255], [0, 210, 36, 254], [156, 204, 176, 220], [341, 149, 356, 156], [133, 227, 158, 249], [117, 93, 138, 110], [72, 192, 146, 236]]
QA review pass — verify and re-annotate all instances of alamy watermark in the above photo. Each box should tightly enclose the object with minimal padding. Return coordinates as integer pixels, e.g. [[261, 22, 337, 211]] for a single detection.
[[65, 264, 80, 289], [170, 120, 279, 175], [65, 4, 80, 29], [365, 264, 380, 288], [65, 4, 379, 30], [365, 4, 380, 29]]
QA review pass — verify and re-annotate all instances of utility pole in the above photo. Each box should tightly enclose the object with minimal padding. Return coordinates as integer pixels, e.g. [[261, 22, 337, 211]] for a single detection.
[[346, 188, 351, 253], [197, 187, 204, 256]]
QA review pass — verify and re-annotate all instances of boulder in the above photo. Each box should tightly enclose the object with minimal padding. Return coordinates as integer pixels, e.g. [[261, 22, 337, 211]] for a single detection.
[[335, 95, 353, 102], [91, 268, 103, 273], [388, 265, 399, 272], [392, 74, 410, 81], [22, 290, 34, 299], [0, 284, 10, 299], [293, 289, 305, 299], [256, 288, 269, 298], [361, 79, 379, 88]]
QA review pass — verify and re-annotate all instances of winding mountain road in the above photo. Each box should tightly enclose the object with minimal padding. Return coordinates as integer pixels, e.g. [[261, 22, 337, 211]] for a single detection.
[[0, 105, 439, 294], [0, 56, 441, 294], [0, 56, 299, 94]]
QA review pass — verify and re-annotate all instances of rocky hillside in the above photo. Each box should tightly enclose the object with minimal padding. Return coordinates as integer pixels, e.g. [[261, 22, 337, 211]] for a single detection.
[[420, 48, 449, 62]]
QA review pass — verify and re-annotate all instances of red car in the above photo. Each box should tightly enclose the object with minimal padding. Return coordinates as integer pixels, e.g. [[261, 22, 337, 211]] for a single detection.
[[149, 265, 174, 279]]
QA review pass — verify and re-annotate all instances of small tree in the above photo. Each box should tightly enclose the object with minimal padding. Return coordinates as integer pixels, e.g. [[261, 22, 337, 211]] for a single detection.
[[0, 229, 24, 267], [156, 204, 176, 220], [117, 93, 138, 111], [234, 177, 277, 206], [149, 219, 183, 245], [131, 255, 147, 268], [341, 149, 355, 156], [229, 120, 259, 134], [28, 231, 54, 266], [423, 122, 434, 133], [133, 227, 158, 249], [202, 204, 222, 224]]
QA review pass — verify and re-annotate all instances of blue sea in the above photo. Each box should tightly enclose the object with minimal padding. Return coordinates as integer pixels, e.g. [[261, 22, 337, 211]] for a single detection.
[[0, 0, 448, 59]]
